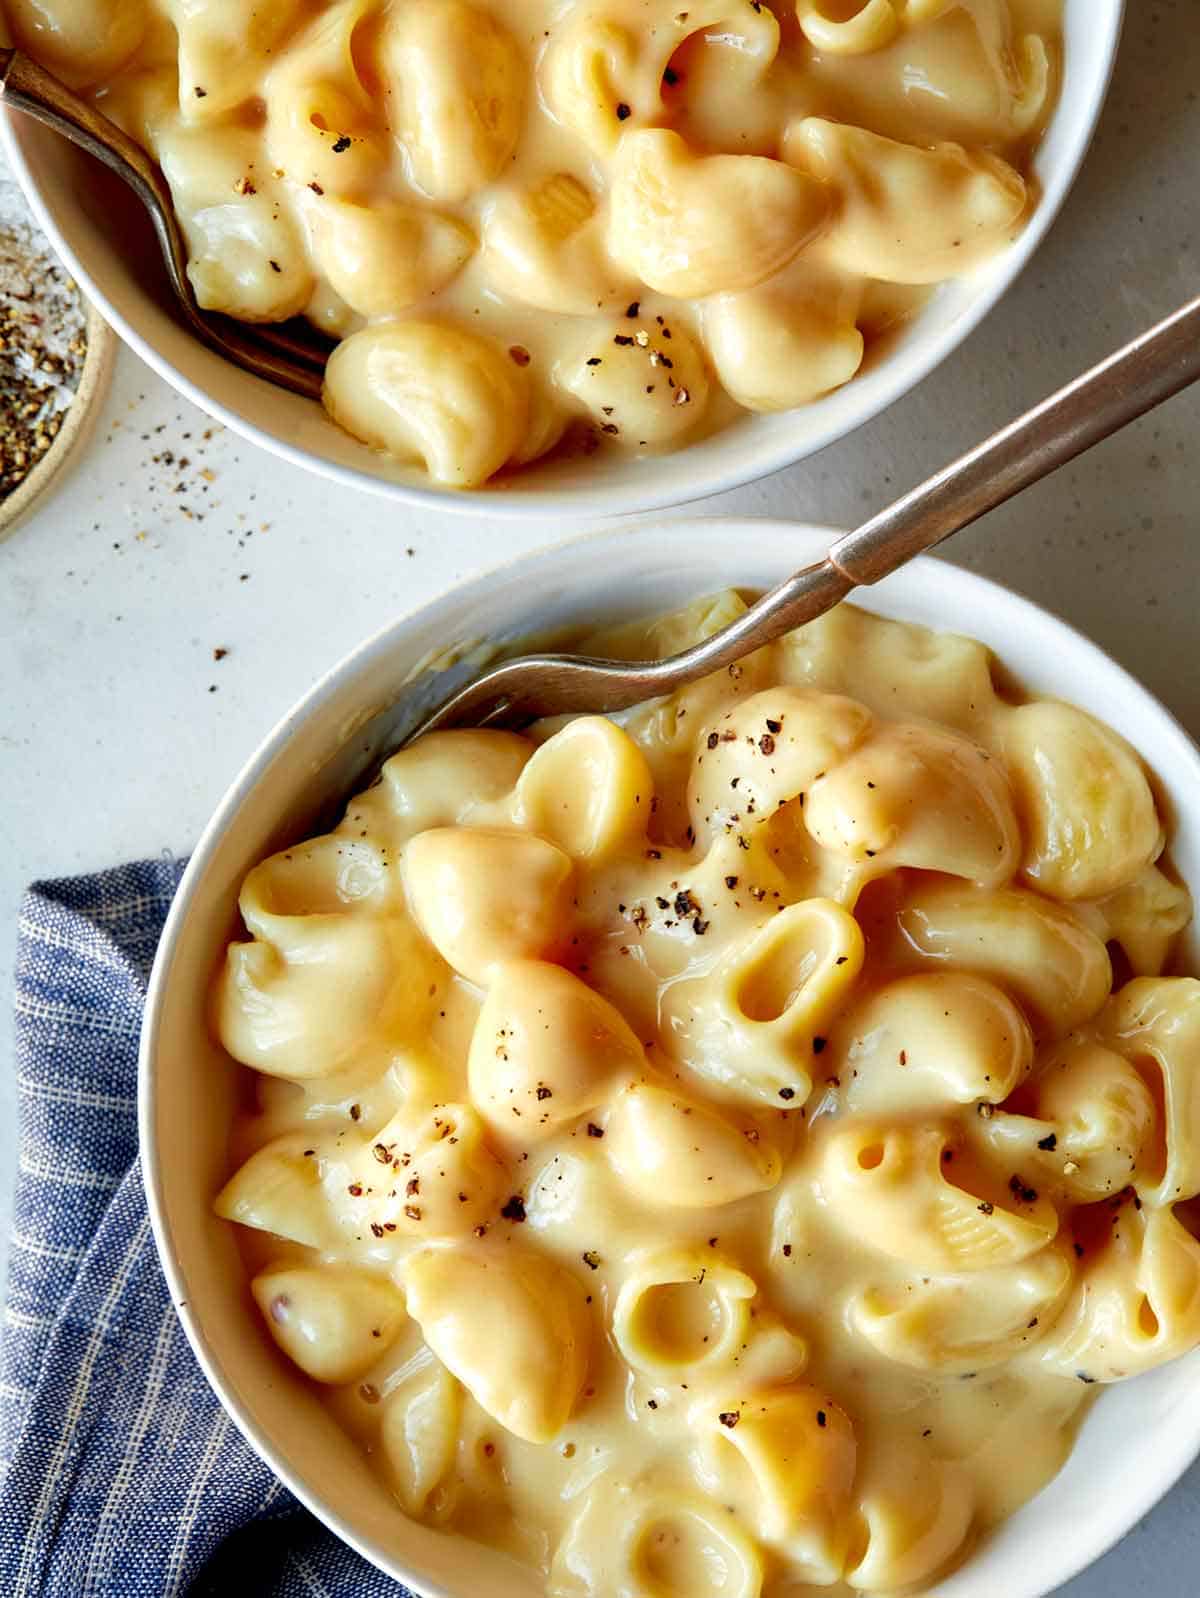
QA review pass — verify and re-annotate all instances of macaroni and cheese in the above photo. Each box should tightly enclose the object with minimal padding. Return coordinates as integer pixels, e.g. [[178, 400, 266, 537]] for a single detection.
[[212, 593, 1199, 1595], [8, 0, 1062, 487]]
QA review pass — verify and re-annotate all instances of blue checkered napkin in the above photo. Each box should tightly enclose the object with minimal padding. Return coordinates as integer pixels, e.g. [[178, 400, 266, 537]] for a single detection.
[[0, 861, 413, 1596]]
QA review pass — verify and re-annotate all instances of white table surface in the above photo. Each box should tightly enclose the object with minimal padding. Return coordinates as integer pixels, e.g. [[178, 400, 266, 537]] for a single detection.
[[2, 9, 1199, 1592]]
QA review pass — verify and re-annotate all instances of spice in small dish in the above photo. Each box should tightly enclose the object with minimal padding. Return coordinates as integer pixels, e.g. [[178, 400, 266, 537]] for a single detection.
[[0, 214, 87, 504]]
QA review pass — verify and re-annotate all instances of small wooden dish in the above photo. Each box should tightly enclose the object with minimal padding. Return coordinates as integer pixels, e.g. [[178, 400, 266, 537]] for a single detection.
[[0, 297, 116, 540]]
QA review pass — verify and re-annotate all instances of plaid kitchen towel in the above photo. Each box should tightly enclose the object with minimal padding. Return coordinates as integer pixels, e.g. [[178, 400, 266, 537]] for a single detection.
[[0, 861, 414, 1596]]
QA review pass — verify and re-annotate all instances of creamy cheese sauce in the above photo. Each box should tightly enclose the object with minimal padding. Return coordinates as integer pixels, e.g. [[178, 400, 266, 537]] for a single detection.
[[212, 594, 1200, 1596], [10, 0, 1062, 487]]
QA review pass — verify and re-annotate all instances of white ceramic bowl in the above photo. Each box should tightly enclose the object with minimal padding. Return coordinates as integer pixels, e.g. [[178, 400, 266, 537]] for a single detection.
[[5, 3, 1123, 521], [141, 515, 1200, 1598]]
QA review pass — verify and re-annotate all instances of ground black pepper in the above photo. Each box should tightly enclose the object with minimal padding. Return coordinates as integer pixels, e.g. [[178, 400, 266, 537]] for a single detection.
[[0, 219, 86, 501]]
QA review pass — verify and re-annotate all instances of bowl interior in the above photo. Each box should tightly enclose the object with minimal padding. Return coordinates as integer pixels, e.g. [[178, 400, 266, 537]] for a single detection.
[[143, 516, 1200, 1598], [3, 0, 1124, 518]]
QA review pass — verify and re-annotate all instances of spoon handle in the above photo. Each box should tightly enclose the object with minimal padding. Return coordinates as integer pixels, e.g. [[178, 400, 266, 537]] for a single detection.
[[0, 48, 186, 291], [638, 291, 1200, 690], [0, 46, 327, 397], [828, 293, 1200, 586], [408, 291, 1200, 740]]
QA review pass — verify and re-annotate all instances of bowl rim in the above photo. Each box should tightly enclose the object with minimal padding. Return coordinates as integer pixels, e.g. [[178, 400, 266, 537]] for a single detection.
[[140, 510, 1200, 1598], [2, 0, 1126, 520]]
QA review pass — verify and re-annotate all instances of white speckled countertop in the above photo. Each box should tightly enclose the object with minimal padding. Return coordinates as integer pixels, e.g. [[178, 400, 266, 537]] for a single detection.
[[2, 8, 1198, 1592]]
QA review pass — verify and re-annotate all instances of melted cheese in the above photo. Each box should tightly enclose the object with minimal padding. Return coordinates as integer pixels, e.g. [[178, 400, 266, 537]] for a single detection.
[[213, 593, 1199, 1595], [18, 0, 1062, 487]]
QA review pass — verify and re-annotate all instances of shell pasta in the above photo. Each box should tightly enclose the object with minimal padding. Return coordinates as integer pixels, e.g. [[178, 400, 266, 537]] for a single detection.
[[212, 593, 1199, 1595], [14, 0, 1061, 488]]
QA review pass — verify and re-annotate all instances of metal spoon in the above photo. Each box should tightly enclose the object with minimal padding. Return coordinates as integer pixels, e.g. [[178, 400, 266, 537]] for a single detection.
[[0, 46, 330, 398], [412, 292, 1200, 739]]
